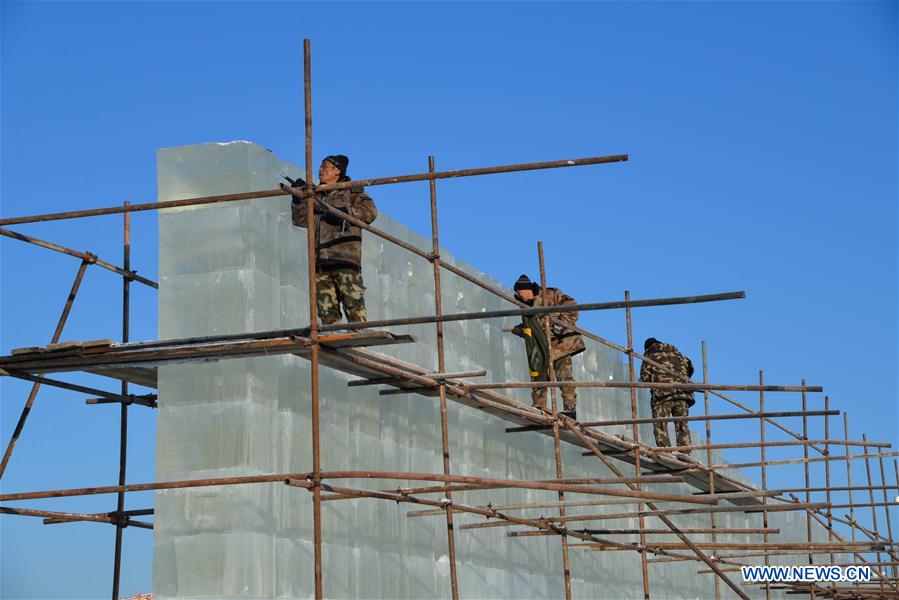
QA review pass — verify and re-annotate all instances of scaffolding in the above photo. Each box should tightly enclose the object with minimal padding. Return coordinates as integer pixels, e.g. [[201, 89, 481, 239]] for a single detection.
[[0, 39, 896, 599]]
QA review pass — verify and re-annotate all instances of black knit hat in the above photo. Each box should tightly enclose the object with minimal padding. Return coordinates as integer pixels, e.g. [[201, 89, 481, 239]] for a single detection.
[[644, 337, 661, 351], [323, 154, 349, 176], [513, 274, 538, 292]]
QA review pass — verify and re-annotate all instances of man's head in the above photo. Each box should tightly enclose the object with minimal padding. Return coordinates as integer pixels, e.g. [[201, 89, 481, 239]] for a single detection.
[[513, 274, 538, 302], [644, 337, 661, 351], [319, 154, 349, 184]]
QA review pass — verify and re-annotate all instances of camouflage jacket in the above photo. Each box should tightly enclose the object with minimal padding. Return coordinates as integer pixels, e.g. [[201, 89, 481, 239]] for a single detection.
[[521, 287, 586, 363], [639, 341, 695, 406], [291, 181, 377, 271]]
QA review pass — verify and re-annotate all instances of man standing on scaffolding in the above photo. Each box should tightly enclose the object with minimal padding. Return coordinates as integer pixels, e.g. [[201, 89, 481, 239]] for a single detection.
[[639, 337, 695, 454], [283, 155, 378, 325], [510, 275, 585, 420]]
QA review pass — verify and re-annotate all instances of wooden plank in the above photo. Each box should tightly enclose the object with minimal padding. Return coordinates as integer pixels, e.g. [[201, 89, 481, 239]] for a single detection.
[[82, 339, 116, 348], [11, 347, 46, 356], [46, 341, 82, 352], [319, 331, 417, 349]]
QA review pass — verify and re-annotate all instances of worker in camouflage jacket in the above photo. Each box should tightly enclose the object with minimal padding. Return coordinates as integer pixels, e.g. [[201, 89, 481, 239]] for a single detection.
[[510, 275, 585, 419], [639, 338, 695, 452], [283, 154, 378, 325]]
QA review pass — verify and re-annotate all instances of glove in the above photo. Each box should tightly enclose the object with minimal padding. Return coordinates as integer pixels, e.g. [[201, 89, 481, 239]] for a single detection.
[[287, 177, 306, 206], [511, 324, 524, 338], [551, 324, 565, 336]]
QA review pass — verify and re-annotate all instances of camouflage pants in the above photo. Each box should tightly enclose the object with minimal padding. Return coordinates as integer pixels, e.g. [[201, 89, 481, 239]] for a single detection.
[[652, 399, 691, 450], [315, 268, 367, 325], [532, 355, 576, 412]]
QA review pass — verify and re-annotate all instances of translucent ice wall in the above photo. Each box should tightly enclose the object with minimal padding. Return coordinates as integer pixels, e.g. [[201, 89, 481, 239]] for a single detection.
[[154, 142, 824, 599]]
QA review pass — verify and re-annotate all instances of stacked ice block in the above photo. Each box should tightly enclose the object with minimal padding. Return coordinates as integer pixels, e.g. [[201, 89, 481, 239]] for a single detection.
[[154, 142, 824, 599]]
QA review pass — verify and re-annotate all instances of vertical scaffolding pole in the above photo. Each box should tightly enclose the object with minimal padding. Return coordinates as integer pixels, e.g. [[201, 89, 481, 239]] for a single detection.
[[701, 341, 720, 600], [801, 379, 815, 596], [844, 413, 859, 595], [112, 201, 131, 600], [303, 38, 324, 600], [824, 397, 835, 595], [625, 290, 650, 600], [427, 155, 460, 599], [536, 242, 572, 600], [0, 257, 91, 478], [845, 414, 857, 544], [895, 460, 899, 581], [759, 370, 770, 600], [876, 449, 896, 580], [861, 433, 885, 593]]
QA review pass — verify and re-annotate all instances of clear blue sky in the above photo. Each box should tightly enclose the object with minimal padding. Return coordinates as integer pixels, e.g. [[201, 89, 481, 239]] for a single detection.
[[1, 2, 896, 598]]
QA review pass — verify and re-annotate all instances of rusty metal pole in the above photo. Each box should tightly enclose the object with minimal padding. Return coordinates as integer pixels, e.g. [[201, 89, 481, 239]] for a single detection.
[[895, 460, 899, 581], [844, 414, 860, 596], [824, 397, 835, 596], [702, 341, 720, 600], [801, 379, 815, 593], [878, 451, 896, 579], [537, 241, 572, 600], [427, 155, 460, 599], [759, 370, 770, 600], [303, 38, 323, 600], [802, 379, 820, 600], [0, 258, 91, 479], [862, 433, 885, 592], [111, 201, 131, 600], [625, 290, 651, 600], [845, 414, 857, 545]]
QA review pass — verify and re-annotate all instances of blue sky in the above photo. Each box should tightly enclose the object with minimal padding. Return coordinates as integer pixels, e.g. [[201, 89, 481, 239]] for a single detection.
[[1, 2, 896, 598]]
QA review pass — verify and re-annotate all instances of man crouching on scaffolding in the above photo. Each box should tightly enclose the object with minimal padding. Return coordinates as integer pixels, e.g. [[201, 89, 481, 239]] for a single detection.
[[282, 155, 378, 326], [510, 275, 585, 421]]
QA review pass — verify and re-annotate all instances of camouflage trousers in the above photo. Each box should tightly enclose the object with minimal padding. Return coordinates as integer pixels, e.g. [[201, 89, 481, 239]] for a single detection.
[[652, 399, 691, 450], [531, 355, 576, 412], [315, 268, 367, 325]]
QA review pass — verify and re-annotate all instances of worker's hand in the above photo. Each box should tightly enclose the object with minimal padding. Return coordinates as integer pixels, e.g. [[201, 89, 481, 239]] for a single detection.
[[510, 324, 524, 338], [551, 324, 566, 336]]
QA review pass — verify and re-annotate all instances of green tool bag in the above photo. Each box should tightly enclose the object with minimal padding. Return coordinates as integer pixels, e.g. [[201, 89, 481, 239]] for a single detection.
[[521, 314, 550, 381]]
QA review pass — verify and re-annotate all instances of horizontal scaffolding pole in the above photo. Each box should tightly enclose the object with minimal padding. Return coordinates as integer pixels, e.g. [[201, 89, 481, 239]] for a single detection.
[[694, 551, 899, 564], [43, 508, 153, 526], [586, 438, 890, 457], [317, 291, 747, 333], [458, 502, 828, 530], [85, 395, 157, 408], [0, 154, 627, 226], [1, 371, 157, 405], [0, 470, 717, 504], [386, 475, 684, 499], [576, 410, 839, 429], [0, 292, 744, 368], [696, 484, 899, 499], [704, 450, 899, 471], [0, 228, 158, 288], [575, 541, 889, 551], [507, 528, 781, 538], [0, 506, 153, 530], [477, 380, 822, 393], [407, 496, 664, 517]]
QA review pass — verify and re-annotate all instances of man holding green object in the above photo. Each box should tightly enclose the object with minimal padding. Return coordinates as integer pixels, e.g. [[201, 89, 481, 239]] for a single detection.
[[510, 275, 585, 420]]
